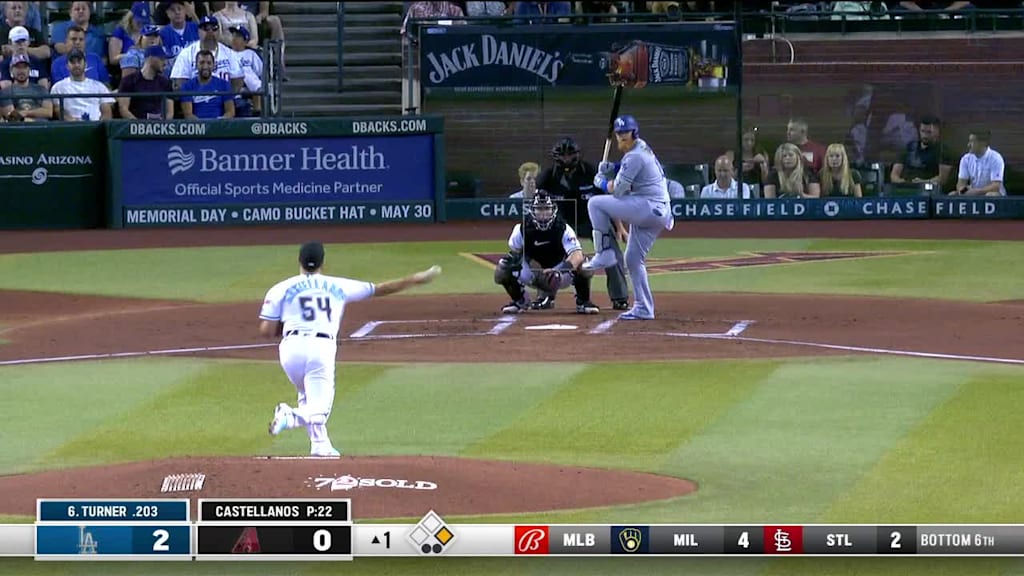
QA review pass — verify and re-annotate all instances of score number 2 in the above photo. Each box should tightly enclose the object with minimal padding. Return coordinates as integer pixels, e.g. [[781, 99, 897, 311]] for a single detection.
[[153, 529, 170, 552], [889, 530, 901, 550]]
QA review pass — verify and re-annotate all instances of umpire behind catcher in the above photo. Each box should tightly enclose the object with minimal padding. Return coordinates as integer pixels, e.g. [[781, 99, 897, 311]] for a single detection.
[[537, 137, 630, 311], [494, 192, 601, 315]]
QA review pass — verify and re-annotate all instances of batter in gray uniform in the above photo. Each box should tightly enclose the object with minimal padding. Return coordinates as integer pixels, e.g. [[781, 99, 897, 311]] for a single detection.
[[582, 115, 674, 320]]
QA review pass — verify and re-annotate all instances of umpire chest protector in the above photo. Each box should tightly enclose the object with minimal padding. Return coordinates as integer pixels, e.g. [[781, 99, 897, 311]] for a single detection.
[[523, 218, 568, 269]]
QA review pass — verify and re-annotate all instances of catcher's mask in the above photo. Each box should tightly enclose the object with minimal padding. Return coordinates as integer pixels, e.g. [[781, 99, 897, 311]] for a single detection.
[[528, 193, 558, 231], [551, 137, 581, 172]]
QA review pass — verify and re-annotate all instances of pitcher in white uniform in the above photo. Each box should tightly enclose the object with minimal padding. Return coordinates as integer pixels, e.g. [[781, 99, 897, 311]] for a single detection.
[[259, 241, 441, 457]]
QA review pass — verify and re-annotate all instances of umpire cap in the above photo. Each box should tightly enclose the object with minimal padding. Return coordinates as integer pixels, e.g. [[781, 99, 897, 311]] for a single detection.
[[299, 242, 325, 272]]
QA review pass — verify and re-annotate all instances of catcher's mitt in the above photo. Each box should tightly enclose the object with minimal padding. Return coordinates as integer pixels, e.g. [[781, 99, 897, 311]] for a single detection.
[[537, 268, 563, 293]]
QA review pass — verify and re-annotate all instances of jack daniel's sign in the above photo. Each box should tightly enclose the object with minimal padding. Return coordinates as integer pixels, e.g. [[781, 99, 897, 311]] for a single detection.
[[417, 22, 737, 91]]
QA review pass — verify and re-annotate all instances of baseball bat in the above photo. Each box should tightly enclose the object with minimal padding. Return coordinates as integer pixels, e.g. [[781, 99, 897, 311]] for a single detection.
[[602, 85, 624, 163]]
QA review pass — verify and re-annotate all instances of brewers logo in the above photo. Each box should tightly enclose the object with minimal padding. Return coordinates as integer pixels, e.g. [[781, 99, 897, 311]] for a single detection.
[[612, 526, 649, 554]]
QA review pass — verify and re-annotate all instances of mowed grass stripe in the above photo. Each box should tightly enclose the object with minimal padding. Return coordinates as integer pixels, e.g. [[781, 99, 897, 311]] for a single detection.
[[0, 359, 207, 475], [822, 369, 1024, 524], [328, 363, 587, 456], [42, 362, 387, 466], [462, 361, 775, 471], [650, 358, 971, 525]]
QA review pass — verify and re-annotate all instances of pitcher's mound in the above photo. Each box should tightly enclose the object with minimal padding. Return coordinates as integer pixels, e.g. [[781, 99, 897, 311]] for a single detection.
[[0, 456, 697, 518]]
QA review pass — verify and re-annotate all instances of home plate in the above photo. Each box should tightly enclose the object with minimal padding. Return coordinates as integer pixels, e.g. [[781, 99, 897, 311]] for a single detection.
[[524, 324, 579, 331]]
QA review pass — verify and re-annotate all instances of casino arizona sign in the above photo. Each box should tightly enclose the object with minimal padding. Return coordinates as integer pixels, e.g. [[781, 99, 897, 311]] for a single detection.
[[423, 34, 565, 84]]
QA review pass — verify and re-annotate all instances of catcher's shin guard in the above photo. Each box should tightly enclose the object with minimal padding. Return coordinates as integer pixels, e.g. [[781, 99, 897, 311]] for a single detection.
[[572, 270, 593, 304]]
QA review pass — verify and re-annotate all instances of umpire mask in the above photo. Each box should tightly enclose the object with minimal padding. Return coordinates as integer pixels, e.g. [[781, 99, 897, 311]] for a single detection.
[[551, 137, 581, 172]]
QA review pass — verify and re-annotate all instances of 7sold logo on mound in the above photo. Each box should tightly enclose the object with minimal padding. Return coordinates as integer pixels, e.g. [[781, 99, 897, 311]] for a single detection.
[[515, 526, 549, 554]]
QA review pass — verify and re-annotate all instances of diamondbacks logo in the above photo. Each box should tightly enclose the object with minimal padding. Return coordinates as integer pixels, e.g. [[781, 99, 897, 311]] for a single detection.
[[469, 250, 914, 275], [168, 145, 195, 175]]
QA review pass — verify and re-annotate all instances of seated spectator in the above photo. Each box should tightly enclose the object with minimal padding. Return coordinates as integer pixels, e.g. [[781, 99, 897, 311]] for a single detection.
[[180, 49, 235, 119], [109, 2, 152, 67], [170, 15, 244, 90], [508, 161, 540, 199], [889, 114, 953, 188], [466, 1, 509, 16], [51, 2, 107, 62], [120, 25, 163, 78], [819, 143, 863, 197], [215, 2, 258, 49], [252, 2, 288, 79], [667, 177, 686, 199], [153, 0, 208, 25], [786, 117, 827, 174], [949, 129, 1005, 197], [763, 143, 821, 198], [0, 1, 40, 31], [701, 155, 753, 199], [575, 1, 617, 21], [50, 48, 114, 121], [228, 24, 261, 116], [0, 53, 50, 121], [0, 25, 46, 89], [648, 1, 682, 19], [0, 1, 48, 60], [117, 45, 173, 119], [401, 1, 466, 39], [159, 0, 201, 72], [51, 25, 110, 86], [739, 128, 769, 188], [512, 1, 571, 22]]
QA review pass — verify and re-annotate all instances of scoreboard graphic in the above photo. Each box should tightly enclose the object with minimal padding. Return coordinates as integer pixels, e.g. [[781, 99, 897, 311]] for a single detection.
[[3, 499, 1024, 559]]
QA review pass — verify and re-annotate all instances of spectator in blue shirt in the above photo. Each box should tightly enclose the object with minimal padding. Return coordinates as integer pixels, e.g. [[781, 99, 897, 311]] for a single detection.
[[50, 1, 107, 63], [120, 25, 163, 78], [159, 0, 200, 71], [0, 1, 40, 30], [180, 49, 235, 119], [109, 1, 151, 67], [50, 24, 110, 86], [513, 1, 572, 22]]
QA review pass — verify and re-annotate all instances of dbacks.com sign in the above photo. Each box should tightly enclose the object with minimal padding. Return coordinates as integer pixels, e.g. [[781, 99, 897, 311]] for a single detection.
[[119, 134, 436, 205]]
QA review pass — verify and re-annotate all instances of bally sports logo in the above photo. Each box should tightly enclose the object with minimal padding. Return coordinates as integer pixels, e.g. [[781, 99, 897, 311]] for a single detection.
[[168, 145, 195, 175], [306, 475, 438, 492], [515, 526, 549, 554]]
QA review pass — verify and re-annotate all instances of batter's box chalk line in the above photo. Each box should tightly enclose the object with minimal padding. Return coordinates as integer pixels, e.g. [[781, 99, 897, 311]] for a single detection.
[[348, 317, 518, 340]]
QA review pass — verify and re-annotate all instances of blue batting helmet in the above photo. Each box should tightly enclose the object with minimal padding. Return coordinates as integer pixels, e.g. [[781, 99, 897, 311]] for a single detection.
[[613, 115, 639, 138]]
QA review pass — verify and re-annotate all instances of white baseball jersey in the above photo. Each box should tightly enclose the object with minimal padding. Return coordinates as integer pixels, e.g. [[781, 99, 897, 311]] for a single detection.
[[169, 41, 244, 82], [234, 47, 263, 91], [259, 273, 375, 336]]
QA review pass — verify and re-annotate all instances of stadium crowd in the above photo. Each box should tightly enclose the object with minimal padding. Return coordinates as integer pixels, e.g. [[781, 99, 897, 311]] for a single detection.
[[0, 1, 284, 121]]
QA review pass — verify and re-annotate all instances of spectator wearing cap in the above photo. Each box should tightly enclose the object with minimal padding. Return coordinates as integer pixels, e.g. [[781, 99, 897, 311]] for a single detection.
[[159, 0, 200, 71], [50, 48, 114, 121], [0, 2, 48, 61], [153, 0, 208, 25], [51, 25, 111, 86], [51, 2, 108, 63], [109, 2, 152, 67], [170, 15, 243, 92], [180, 49, 234, 119], [0, 25, 46, 89], [0, 52, 52, 121], [121, 25, 164, 78], [215, 1, 257, 49], [229, 24, 261, 116], [118, 45, 174, 120]]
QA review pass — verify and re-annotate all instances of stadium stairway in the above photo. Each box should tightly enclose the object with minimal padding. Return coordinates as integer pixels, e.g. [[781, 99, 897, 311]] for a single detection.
[[277, 1, 404, 117]]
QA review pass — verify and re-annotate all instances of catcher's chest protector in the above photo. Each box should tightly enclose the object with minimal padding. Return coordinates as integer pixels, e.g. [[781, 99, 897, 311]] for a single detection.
[[523, 219, 568, 269]]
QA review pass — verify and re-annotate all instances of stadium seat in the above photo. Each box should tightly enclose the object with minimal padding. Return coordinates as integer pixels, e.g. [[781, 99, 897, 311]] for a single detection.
[[684, 184, 701, 199], [860, 162, 884, 197], [446, 170, 481, 199], [664, 163, 709, 189]]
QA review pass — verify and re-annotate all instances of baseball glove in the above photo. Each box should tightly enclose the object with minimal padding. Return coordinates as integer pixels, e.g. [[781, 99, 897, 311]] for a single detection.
[[537, 268, 563, 293]]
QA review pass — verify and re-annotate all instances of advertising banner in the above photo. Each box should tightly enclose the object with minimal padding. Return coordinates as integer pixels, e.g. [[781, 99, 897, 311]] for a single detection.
[[0, 124, 105, 229], [931, 197, 1024, 218], [122, 201, 435, 227], [119, 136, 434, 205], [418, 23, 738, 92]]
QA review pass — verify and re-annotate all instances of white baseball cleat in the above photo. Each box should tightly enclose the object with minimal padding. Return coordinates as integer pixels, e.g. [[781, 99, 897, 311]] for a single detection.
[[268, 403, 292, 436], [311, 448, 341, 458], [581, 250, 618, 271]]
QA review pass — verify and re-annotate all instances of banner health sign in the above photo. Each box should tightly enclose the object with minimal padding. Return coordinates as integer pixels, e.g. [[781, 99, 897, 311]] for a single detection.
[[106, 117, 445, 228], [418, 22, 739, 92]]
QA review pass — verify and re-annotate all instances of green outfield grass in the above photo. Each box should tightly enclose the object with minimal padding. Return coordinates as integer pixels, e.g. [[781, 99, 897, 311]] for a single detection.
[[1, 236, 1022, 575]]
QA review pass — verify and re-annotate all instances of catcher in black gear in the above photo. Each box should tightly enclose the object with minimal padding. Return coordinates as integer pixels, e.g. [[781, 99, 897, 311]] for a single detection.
[[493, 192, 600, 315], [537, 136, 630, 311]]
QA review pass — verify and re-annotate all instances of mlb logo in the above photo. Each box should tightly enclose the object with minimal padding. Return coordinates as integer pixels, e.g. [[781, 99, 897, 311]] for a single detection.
[[514, 526, 549, 555]]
